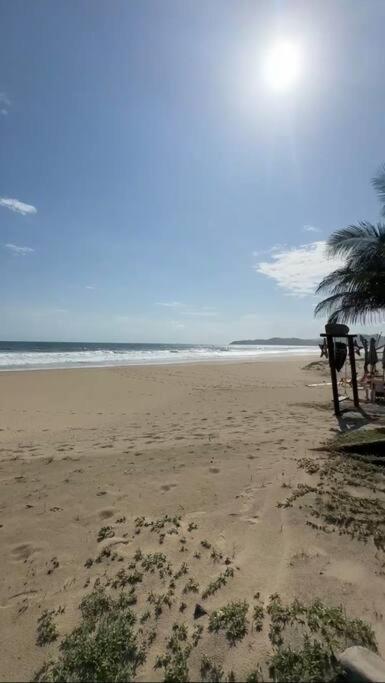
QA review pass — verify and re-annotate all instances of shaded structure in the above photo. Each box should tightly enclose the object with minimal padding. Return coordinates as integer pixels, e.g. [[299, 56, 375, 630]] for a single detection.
[[321, 324, 359, 417]]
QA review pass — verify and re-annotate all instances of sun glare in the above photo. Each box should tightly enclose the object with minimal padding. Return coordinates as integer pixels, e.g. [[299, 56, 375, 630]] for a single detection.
[[263, 40, 302, 92]]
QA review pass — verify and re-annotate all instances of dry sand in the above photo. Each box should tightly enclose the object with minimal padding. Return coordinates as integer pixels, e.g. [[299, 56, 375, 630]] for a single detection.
[[0, 358, 384, 680]]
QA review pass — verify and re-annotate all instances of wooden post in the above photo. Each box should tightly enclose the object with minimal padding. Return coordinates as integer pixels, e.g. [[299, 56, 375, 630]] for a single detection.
[[348, 335, 359, 408], [326, 334, 340, 416]]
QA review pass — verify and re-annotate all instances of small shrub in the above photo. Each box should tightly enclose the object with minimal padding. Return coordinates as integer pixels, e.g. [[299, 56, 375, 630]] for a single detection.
[[202, 568, 234, 599], [209, 601, 248, 644], [148, 591, 173, 618], [35, 590, 145, 681], [269, 636, 339, 683], [174, 562, 189, 580], [97, 526, 115, 542], [112, 568, 142, 589], [200, 655, 224, 682], [154, 623, 191, 683], [253, 603, 264, 632], [36, 610, 58, 646], [182, 578, 199, 594]]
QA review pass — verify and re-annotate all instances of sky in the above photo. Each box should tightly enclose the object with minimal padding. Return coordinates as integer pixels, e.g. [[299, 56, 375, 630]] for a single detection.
[[1, 0, 385, 344]]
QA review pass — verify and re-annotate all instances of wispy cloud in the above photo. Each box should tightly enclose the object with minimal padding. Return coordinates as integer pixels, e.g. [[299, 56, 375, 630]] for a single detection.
[[5, 243, 35, 256], [0, 197, 37, 215], [303, 225, 321, 233], [0, 92, 10, 116], [85, 285, 96, 290], [156, 302, 218, 318], [156, 301, 183, 308], [255, 240, 344, 296], [181, 307, 218, 317], [252, 245, 285, 257]]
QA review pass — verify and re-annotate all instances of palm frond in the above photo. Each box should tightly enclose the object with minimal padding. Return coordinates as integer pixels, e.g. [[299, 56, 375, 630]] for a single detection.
[[315, 166, 385, 325], [326, 223, 385, 260], [372, 164, 385, 216]]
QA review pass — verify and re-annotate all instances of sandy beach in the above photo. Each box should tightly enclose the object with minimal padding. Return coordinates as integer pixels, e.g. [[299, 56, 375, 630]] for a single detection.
[[1, 357, 384, 681]]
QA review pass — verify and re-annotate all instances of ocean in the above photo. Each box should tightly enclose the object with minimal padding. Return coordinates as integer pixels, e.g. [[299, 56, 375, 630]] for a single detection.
[[0, 341, 319, 371]]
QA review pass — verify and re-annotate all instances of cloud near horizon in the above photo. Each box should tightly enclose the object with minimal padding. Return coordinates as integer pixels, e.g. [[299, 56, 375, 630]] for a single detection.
[[5, 243, 35, 256], [303, 225, 321, 233], [0, 197, 37, 215], [255, 240, 344, 296], [156, 302, 218, 318], [156, 301, 182, 308], [181, 308, 218, 317], [0, 92, 10, 116]]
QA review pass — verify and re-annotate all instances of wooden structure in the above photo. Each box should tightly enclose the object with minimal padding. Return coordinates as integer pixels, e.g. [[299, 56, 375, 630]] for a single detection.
[[321, 327, 359, 417]]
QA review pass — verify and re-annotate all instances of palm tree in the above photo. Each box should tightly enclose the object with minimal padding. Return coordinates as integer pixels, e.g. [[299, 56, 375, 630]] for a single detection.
[[372, 163, 385, 215], [314, 167, 385, 324]]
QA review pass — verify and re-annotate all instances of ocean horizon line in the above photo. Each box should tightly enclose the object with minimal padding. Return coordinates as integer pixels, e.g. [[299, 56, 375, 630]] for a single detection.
[[0, 340, 319, 372]]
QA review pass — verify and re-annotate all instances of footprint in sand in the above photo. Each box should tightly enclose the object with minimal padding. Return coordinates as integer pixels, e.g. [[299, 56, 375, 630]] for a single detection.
[[11, 543, 41, 562], [209, 467, 220, 474], [161, 483, 177, 492], [243, 515, 260, 525], [99, 508, 116, 520]]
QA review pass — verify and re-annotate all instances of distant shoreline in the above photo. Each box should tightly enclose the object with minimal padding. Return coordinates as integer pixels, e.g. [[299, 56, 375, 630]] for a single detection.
[[230, 337, 321, 346], [0, 341, 320, 372], [0, 349, 319, 373]]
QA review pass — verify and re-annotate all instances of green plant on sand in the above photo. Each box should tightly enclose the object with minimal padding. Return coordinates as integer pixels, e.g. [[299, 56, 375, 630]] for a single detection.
[[34, 589, 145, 682]]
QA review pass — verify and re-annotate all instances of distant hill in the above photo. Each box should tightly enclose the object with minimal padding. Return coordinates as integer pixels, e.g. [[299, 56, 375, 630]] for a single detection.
[[230, 337, 321, 346]]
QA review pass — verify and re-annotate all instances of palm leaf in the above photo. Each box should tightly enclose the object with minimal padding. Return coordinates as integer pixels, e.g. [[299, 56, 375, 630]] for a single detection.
[[372, 164, 385, 216], [315, 166, 385, 324]]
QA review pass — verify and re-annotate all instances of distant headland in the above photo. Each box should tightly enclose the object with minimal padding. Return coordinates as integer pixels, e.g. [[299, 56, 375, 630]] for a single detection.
[[230, 337, 320, 346]]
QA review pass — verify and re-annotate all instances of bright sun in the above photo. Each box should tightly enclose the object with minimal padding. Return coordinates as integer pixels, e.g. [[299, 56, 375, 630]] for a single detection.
[[263, 40, 301, 92]]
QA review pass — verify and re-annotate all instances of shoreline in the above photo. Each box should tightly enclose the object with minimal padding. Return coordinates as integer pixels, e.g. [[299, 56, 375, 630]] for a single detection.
[[0, 349, 320, 374]]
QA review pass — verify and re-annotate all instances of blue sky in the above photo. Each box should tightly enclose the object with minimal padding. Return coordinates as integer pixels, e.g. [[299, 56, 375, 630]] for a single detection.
[[1, 0, 385, 343]]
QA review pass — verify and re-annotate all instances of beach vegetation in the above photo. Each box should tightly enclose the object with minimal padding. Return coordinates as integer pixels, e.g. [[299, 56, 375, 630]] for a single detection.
[[112, 567, 142, 589], [200, 655, 224, 681], [267, 594, 376, 651], [147, 590, 173, 618], [245, 669, 263, 682], [36, 610, 58, 646], [202, 567, 234, 599], [252, 602, 264, 631], [268, 637, 339, 682], [140, 609, 151, 623], [187, 521, 198, 532], [97, 526, 115, 542], [141, 552, 172, 576], [174, 561, 189, 579], [182, 577, 199, 594], [200, 539, 211, 549], [192, 623, 204, 646], [283, 451, 385, 549], [208, 600, 249, 643], [154, 623, 191, 682], [34, 589, 145, 681], [210, 547, 223, 562]]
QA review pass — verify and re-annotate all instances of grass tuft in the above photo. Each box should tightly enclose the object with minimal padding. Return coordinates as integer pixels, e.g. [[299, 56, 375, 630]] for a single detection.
[[35, 589, 145, 682], [97, 526, 115, 542], [209, 601, 248, 644], [36, 610, 58, 646]]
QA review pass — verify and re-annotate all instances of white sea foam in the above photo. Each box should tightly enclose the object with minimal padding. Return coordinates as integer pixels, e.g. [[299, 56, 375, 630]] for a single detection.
[[0, 344, 319, 371]]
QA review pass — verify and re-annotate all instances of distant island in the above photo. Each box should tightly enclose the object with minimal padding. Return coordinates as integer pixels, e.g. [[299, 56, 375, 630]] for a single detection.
[[230, 337, 321, 346]]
